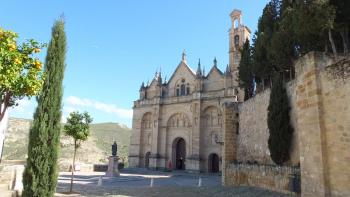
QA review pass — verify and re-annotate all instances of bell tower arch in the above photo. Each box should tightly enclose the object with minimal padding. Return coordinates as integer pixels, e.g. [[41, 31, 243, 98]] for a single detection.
[[229, 9, 251, 74], [228, 9, 251, 101]]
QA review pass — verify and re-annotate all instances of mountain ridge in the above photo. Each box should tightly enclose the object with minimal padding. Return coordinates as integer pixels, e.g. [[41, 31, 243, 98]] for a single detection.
[[2, 117, 131, 170]]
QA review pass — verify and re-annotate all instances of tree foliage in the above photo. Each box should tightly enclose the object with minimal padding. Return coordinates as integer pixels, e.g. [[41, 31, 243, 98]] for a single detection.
[[248, 0, 349, 86], [238, 39, 254, 100], [64, 111, 93, 193], [252, 1, 278, 80], [267, 74, 294, 165], [0, 27, 45, 122], [64, 111, 93, 143], [22, 19, 66, 197]]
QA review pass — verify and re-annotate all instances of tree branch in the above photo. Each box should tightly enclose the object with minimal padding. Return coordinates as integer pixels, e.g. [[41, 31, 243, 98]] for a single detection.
[[0, 92, 11, 122]]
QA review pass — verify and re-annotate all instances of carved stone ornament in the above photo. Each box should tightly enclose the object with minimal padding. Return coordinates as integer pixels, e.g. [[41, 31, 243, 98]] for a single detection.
[[325, 58, 350, 82]]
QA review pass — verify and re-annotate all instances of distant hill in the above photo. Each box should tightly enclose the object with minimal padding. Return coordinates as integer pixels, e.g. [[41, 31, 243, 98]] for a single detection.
[[2, 118, 131, 170]]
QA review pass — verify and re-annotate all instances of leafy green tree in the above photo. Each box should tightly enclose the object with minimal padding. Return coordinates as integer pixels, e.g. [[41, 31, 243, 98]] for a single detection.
[[238, 39, 254, 100], [267, 74, 294, 165], [0, 27, 45, 122], [63, 111, 93, 193], [22, 19, 66, 197]]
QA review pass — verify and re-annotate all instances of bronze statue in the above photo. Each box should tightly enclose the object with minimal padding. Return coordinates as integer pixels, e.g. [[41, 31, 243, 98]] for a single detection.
[[112, 141, 118, 156]]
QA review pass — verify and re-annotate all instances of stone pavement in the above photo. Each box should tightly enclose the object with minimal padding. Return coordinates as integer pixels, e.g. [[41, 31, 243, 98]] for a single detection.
[[56, 168, 292, 197]]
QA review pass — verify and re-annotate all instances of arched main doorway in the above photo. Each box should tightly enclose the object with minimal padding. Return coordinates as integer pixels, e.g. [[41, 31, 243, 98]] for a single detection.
[[172, 138, 186, 170], [208, 153, 219, 173], [145, 152, 151, 168]]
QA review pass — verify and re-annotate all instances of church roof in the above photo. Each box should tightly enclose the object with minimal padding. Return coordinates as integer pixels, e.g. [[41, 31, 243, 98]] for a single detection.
[[206, 58, 224, 78], [206, 66, 224, 78], [166, 53, 196, 85]]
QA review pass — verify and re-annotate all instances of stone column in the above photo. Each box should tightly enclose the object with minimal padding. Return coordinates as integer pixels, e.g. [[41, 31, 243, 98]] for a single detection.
[[128, 109, 142, 167], [295, 52, 329, 197], [222, 102, 238, 185], [149, 99, 161, 170], [186, 97, 201, 172]]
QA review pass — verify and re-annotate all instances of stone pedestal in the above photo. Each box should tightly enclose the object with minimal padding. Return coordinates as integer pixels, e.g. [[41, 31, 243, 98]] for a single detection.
[[106, 156, 120, 177]]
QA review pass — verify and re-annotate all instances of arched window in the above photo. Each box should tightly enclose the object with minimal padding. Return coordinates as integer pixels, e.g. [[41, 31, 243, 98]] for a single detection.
[[181, 84, 186, 95], [234, 35, 239, 46], [176, 85, 180, 96], [176, 79, 191, 97], [234, 19, 239, 29]]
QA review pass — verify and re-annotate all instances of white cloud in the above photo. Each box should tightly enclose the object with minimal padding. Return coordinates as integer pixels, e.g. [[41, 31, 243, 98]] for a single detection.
[[65, 96, 132, 119]]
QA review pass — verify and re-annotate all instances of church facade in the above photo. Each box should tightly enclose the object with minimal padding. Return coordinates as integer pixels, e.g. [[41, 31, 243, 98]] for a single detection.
[[128, 9, 250, 172]]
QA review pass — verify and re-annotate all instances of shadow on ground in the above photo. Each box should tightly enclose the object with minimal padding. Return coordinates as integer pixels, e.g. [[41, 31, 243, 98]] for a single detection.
[[56, 168, 290, 197]]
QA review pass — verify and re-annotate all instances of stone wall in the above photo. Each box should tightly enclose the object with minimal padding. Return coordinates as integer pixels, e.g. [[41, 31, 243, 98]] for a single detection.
[[320, 58, 350, 197], [224, 52, 350, 197], [225, 163, 300, 194], [294, 53, 350, 197], [237, 81, 299, 165]]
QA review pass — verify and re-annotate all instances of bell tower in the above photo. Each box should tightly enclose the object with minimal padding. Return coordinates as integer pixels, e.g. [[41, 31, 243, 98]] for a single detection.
[[229, 9, 251, 75], [228, 9, 251, 101]]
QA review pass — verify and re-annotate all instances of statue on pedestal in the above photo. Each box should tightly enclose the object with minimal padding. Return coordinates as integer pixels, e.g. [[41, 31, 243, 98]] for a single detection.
[[112, 141, 117, 156], [106, 141, 120, 177]]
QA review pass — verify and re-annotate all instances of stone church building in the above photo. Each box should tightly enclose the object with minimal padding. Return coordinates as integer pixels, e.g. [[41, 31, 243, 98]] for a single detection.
[[128, 10, 250, 172]]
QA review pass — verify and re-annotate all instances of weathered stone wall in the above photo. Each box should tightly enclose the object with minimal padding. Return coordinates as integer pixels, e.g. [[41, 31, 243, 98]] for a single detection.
[[225, 163, 300, 194], [224, 53, 350, 197], [320, 58, 350, 197], [237, 81, 299, 166], [295, 53, 350, 197], [222, 103, 238, 185]]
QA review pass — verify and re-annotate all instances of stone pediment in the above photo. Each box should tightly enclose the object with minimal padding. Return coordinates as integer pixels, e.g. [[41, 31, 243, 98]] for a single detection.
[[167, 61, 196, 86], [206, 66, 224, 80]]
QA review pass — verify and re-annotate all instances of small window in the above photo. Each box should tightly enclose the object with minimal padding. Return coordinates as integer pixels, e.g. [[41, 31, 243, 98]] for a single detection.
[[176, 88, 180, 96], [181, 84, 186, 96], [186, 87, 190, 95], [234, 35, 239, 46]]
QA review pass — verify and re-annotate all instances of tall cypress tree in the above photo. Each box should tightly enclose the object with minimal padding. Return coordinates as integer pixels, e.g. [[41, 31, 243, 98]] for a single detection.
[[267, 74, 294, 165], [252, 1, 279, 81], [23, 18, 66, 197], [238, 39, 254, 100]]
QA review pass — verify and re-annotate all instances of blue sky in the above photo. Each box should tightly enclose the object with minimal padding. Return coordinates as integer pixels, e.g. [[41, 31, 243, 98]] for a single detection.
[[2, 0, 269, 127]]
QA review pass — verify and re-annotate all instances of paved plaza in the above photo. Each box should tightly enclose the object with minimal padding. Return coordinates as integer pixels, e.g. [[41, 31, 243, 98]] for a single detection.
[[56, 168, 291, 197]]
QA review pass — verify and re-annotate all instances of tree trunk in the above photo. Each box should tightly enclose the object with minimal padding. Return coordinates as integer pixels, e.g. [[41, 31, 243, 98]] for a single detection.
[[0, 92, 11, 122], [328, 29, 338, 59], [70, 140, 77, 193], [340, 27, 349, 54]]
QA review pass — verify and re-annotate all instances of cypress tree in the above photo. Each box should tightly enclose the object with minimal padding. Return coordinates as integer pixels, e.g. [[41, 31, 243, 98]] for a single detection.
[[267, 74, 294, 165], [294, 0, 335, 55], [270, 0, 297, 74], [252, 1, 278, 81], [23, 18, 66, 197], [238, 39, 254, 100]]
